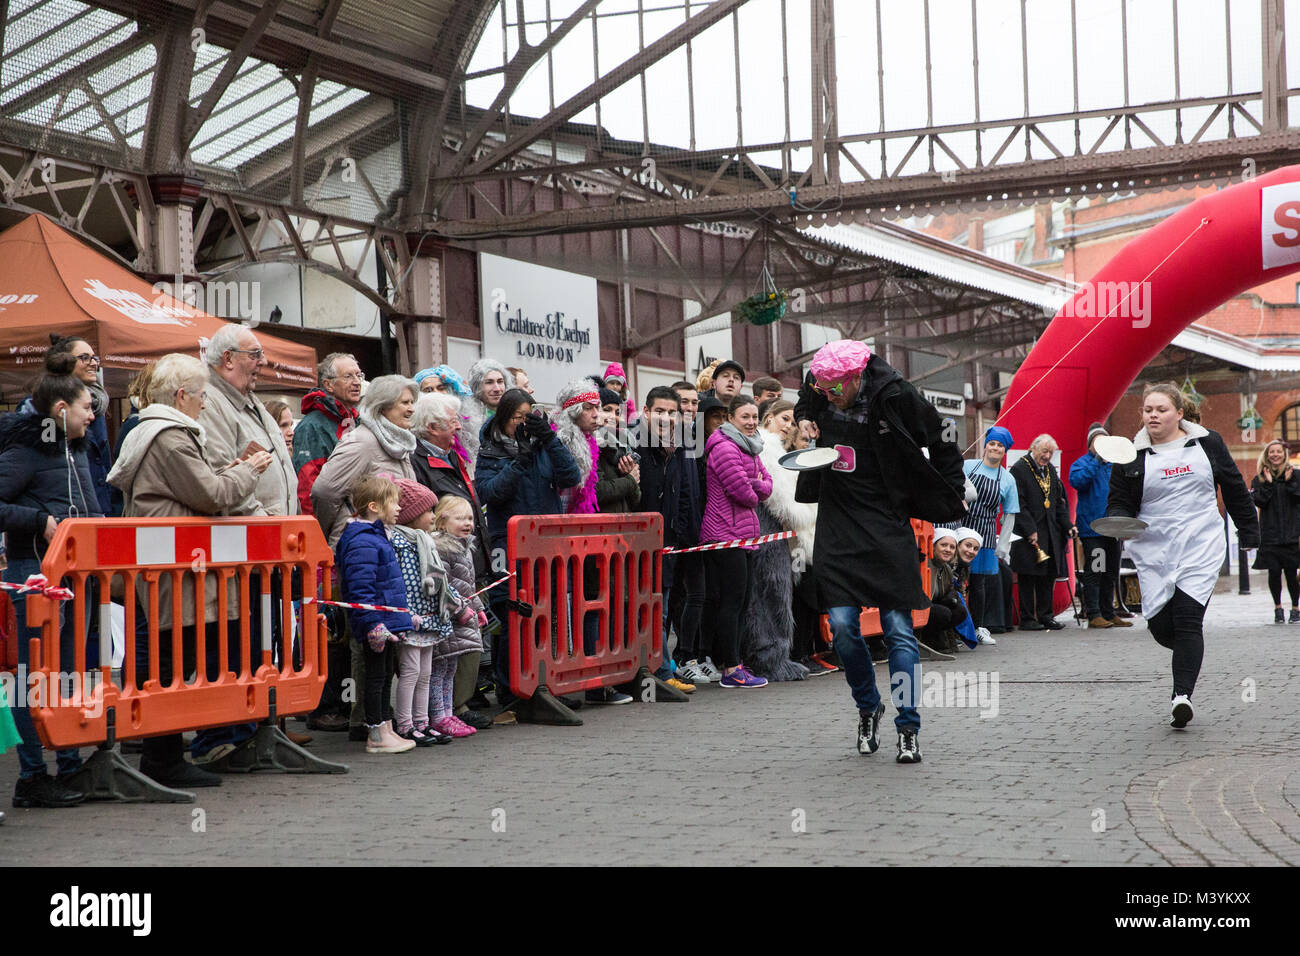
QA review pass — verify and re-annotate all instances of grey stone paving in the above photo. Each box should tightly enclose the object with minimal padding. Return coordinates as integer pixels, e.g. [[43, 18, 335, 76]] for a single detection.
[[2, 581, 1298, 866]]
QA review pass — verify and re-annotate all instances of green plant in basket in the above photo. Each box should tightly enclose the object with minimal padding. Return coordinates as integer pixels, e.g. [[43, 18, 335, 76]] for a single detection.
[[736, 289, 787, 326]]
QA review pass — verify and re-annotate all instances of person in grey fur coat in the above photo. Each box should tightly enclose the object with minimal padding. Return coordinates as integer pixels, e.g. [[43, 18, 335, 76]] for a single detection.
[[740, 402, 815, 681]]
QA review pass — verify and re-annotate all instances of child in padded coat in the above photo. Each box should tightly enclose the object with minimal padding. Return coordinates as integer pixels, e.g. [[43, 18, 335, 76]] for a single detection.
[[388, 478, 459, 747], [431, 495, 489, 737], [335, 475, 416, 755]]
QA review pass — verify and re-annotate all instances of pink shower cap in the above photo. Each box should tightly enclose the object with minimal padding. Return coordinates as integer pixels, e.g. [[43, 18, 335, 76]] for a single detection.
[[809, 340, 872, 381]]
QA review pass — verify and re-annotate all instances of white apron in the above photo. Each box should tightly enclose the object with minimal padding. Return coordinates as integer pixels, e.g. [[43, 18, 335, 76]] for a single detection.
[[1125, 437, 1224, 617]]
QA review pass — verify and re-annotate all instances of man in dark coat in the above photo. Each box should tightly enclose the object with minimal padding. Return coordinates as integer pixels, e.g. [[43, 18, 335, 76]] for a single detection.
[[793, 340, 965, 765], [1009, 435, 1076, 630]]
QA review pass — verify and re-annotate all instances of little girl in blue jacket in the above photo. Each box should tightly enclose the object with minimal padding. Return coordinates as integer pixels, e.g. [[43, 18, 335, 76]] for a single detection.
[[335, 474, 416, 754]]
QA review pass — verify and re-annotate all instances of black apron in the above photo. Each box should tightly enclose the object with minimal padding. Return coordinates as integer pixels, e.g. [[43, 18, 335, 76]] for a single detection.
[[811, 413, 926, 612]]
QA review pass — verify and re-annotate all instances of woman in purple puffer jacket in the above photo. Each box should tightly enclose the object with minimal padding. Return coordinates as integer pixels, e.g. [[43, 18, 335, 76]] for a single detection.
[[700, 394, 773, 688]]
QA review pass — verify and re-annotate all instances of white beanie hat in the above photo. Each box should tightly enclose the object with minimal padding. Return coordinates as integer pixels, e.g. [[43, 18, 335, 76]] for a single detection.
[[954, 527, 983, 547], [933, 528, 958, 545]]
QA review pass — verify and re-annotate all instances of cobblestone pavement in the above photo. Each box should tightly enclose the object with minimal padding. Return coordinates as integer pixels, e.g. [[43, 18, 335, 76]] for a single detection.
[[2, 584, 1298, 866]]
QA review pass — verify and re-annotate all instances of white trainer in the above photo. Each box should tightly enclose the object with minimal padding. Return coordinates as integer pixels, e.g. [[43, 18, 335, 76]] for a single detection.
[[698, 657, 724, 682], [1170, 695, 1193, 729]]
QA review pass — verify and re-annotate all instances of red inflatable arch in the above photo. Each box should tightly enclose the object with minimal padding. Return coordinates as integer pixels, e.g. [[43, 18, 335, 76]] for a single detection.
[[1002, 164, 1300, 469]]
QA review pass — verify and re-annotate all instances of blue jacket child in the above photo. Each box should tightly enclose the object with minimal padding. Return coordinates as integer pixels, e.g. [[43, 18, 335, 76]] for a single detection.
[[336, 518, 414, 644]]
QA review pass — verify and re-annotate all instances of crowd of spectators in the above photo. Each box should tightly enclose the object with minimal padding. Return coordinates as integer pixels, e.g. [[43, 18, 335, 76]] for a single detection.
[[1, 331, 1166, 806]]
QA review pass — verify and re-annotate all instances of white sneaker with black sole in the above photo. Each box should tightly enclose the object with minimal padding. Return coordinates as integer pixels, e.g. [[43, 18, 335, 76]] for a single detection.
[[896, 729, 922, 763], [1170, 694, 1193, 729], [857, 702, 886, 754]]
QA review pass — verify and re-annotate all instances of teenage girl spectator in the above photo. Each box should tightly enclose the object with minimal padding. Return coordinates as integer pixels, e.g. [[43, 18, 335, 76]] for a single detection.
[[594, 387, 641, 514], [264, 400, 295, 457], [743, 399, 812, 681], [335, 475, 416, 754], [1250, 439, 1300, 624], [700, 394, 773, 688], [0, 355, 101, 808], [475, 388, 581, 704], [432, 495, 491, 735], [602, 363, 636, 423]]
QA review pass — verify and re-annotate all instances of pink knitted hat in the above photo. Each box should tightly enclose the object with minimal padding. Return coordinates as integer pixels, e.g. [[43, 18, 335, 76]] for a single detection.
[[809, 340, 872, 381]]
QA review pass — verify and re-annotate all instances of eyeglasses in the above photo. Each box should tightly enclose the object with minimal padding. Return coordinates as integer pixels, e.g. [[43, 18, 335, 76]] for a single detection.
[[337, 373, 365, 384], [74, 353, 100, 367], [228, 348, 266, 361], [812, 380, 847, 397]]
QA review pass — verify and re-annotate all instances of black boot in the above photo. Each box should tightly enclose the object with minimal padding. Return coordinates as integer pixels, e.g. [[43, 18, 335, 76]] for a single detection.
[[13, 774, 85, 808]]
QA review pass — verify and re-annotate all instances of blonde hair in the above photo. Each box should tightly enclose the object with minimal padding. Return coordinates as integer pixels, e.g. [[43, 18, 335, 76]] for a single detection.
[[1141, 382, 1187, 413], [1257, 439, 1290, 478], [696, 359, 720, 392], [352, 475, 398, 515], [128, 361, 158, 409], [433, 494, 473, 530]]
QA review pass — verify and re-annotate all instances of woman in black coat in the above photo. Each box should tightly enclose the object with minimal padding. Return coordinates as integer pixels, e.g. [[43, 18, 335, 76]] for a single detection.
[[0, 359, 101, 808], [1249, 439, 1300, 623], [1010, 435, 1075, 630]]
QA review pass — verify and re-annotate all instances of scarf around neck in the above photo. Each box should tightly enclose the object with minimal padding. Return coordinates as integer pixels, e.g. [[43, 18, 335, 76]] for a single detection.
[[360, 406, 417, 460], [720, 422, 764, 456]]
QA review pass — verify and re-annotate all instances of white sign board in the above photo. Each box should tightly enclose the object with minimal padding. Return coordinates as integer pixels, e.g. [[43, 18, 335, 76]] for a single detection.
[[479, 253, 601, 404], [1261, 182, 1300, 270], [921, 388, 966, 416]]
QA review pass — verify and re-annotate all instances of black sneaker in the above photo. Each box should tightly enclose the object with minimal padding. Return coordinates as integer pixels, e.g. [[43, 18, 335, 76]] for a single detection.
[[1041, 619, 1064, 630], [12, 774, 85, 808], [896, 730, 922, 764], [1019, 620, 1044, 631], [140, 759, 223, 788], [456, 710, 493, 730], [1275, 608, 1285, 624], [1170, 695, 1194, 729], [857, 702, 886, 754], [1289, 608, 1299, 624]]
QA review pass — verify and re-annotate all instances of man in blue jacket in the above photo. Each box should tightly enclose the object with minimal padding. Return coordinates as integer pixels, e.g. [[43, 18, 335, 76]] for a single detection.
[[1068, 422, 1133, 629]]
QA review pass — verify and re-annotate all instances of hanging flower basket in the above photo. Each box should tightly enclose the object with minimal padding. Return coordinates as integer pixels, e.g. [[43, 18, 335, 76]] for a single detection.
[[1237, 407, 1264, 430], [736, 289, 787, 326]]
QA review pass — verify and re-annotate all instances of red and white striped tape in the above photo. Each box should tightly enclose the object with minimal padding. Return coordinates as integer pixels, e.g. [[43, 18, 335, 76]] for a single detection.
[[0, 574, 74, 601], [95, 523, 283, 567], [302, 573, 514, 615], [663, 530, 796, 555]]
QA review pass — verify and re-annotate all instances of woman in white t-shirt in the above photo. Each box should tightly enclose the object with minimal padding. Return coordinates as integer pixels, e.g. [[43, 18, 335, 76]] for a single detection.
[[1105, 383, 1259, 729]]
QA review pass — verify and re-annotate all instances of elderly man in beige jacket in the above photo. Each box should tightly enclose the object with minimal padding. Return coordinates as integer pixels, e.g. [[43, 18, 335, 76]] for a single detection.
[[198, 323, 297, 517], [194, 323, 307, 761]]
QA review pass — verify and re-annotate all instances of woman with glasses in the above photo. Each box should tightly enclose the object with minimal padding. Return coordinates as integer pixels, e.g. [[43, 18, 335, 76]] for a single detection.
[[45, 336, 114, 516]]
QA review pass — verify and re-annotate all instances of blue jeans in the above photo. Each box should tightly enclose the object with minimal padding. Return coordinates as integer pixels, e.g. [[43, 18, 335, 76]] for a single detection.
[[3, 558, 84, 779], [827, 605, 920, 732]]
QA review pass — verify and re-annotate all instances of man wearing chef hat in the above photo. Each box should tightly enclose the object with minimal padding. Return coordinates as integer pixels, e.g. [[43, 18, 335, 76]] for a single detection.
[[793, 339, 967, 765]]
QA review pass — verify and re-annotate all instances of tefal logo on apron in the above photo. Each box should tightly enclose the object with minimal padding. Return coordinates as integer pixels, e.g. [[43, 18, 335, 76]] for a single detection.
[[1159, 464, 1192, 479], [832, 444, 856, 472]]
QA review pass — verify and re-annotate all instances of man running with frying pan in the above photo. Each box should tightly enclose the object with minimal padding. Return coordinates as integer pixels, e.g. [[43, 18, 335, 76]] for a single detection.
[[793, 340, 968, 763]]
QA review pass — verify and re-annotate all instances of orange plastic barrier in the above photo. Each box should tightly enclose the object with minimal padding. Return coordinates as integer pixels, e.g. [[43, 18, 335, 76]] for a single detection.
[[506, 513, 663, 700], [24, 517, 333, 750], [818, 519, 934, 644]]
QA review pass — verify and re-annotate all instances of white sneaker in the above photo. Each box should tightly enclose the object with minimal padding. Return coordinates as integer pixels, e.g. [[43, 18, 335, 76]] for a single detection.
[[677, 659, 711, 684], [1170, 695, 1193, 729], [699, 657, 723, 682], [976, 627, 996, 646]]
